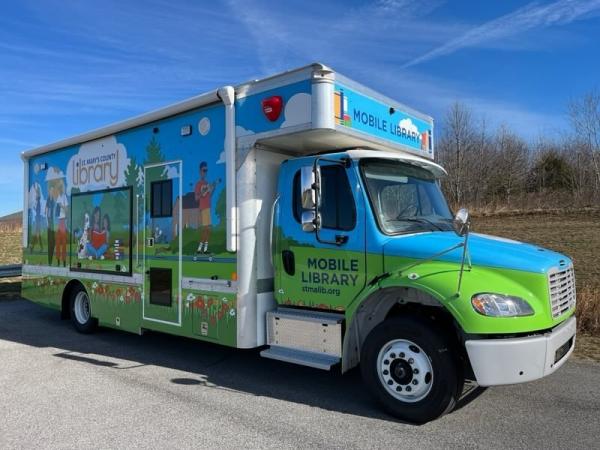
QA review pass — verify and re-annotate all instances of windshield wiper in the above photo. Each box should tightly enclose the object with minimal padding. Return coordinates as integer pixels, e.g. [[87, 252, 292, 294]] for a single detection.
[[395, 217, 445, 231]]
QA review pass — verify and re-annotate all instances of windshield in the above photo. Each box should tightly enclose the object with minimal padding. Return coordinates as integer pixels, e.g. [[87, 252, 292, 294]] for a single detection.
[[360, 159, 453, 235]]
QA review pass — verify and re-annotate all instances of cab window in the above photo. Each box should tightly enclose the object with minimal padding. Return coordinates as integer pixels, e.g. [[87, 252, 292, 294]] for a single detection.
[[293, 165, 356, 231]]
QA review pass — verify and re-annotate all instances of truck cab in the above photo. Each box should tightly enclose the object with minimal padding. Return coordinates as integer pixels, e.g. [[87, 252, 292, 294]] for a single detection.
[[266, 148, 576, 423]]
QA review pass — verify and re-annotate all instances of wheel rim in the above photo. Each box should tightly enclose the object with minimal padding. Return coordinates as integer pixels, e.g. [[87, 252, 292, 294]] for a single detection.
[[74, 291, 91, 324], [376, 339, 434, 403]]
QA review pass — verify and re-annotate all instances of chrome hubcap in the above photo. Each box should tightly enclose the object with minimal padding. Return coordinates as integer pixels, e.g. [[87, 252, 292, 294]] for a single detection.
[[74, 291, 91, 324], [377, 339, 433, 402]]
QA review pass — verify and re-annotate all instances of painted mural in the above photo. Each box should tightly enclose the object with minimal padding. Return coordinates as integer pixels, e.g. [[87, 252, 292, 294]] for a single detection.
[[24, 104, 233, 275], [70, 187, 132, 274], [22, 75, 315, 347], [22, 100, 240, 345]]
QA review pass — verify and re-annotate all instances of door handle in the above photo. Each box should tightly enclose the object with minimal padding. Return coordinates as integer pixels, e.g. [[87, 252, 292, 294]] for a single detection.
[[282, 250, 295, 276], [335, 235, 349, 245]]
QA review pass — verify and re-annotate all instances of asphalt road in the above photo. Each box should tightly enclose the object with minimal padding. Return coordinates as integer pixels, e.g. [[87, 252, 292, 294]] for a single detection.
[[1, 298, 599, 449]]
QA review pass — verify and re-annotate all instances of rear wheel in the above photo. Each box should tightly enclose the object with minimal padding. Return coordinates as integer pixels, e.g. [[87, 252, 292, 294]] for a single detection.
[[69, 285, 97, 334], [361, 316, 462, 424]]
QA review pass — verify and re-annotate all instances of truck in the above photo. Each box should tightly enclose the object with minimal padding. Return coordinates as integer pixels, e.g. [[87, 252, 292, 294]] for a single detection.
[[21, 63, 577, 423]]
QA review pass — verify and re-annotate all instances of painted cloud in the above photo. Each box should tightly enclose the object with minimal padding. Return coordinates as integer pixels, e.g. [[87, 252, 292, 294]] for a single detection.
[[66, 136, 129, 194], [282, 93, 311, 128], [398, 117, 419, 134], [236, 125, 255, 137]]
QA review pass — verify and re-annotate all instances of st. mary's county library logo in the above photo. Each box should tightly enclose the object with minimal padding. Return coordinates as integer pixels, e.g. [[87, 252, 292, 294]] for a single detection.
[[66, 136, 129, 193]]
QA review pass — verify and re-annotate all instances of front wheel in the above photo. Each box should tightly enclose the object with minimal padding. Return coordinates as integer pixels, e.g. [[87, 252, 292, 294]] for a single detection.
[[69, 285, 97, 334], [360, 316, 462, 423]]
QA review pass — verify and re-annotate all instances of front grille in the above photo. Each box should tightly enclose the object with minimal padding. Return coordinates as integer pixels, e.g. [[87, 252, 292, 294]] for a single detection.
[[548, 266, 576, 319]]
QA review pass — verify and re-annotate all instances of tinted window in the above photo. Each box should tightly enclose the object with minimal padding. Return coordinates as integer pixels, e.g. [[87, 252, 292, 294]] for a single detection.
[[151, 180, 172, 218], [293, 165, 356, 231]]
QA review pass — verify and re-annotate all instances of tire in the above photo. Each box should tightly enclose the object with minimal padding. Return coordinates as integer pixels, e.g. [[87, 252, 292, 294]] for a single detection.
[[360, 315, 463, 424], [69, 285, 97, 334]]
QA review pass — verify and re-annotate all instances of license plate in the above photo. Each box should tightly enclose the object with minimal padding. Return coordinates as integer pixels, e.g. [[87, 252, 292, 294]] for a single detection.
[[554, 338, 573, 364]]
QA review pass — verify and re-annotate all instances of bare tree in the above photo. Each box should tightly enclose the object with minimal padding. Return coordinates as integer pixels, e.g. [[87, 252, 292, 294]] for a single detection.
[[569, 90, 600, 193], [487, 126, 528, 207], [435, 93, 600, 212], [437, 102, 476, 207]]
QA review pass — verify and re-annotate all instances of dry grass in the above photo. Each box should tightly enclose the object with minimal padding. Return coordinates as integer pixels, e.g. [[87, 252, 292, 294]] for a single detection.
[[0, 231, 22, 265], [576, 285, 600, 335]]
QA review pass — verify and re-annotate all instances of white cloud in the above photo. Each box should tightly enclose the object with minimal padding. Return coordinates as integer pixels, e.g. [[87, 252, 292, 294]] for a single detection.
[[281, 93, 311, 128], [216, 151, 226, 164], [399, 118, 419, 135], [235, 125, 255, 137], [66, 135, 129, 193], [161, 164, 179, 179], [403, 0, 600, 67]]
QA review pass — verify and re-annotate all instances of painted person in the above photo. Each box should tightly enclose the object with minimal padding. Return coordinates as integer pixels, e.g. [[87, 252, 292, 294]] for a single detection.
[[30, 184, 43, 252], [45, 185, 56, 265], [86, 207, 108, 259], [194, 161, 219, 254], [54, 179, 69, 267]]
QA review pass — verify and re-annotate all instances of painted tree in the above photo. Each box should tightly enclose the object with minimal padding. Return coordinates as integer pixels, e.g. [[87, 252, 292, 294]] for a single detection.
[[144, 136, 165, 165], [136, 166, 144, 188], [124, 156, 138, 190]]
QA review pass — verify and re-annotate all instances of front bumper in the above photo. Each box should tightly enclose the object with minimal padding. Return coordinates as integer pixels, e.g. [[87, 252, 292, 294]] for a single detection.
[[465, 316, 576, 387]]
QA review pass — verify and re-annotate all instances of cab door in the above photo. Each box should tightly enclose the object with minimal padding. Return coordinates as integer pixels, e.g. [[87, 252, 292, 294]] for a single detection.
[[143, 161, 182, 326], [274, 158, 366, 312]]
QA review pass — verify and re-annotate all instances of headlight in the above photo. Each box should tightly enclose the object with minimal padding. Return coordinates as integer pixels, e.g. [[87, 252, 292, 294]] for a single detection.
[[471, 293, 534, 317]]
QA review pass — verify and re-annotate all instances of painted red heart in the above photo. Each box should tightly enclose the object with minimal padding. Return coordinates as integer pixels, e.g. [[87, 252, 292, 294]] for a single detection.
[[262, 96, 283, 122]]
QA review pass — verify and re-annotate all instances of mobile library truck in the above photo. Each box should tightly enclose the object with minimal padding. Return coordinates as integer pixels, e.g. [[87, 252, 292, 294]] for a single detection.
[[21, 63, 576, 423]]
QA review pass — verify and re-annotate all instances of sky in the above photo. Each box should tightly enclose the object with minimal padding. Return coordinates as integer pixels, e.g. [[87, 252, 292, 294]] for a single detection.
[[1, 0, 599, 216]]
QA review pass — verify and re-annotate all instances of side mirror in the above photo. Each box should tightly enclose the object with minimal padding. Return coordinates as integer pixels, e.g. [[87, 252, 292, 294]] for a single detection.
[[300, 166, 316, 210], [453, 208, 470, 237], [301, 211, 317, 232]]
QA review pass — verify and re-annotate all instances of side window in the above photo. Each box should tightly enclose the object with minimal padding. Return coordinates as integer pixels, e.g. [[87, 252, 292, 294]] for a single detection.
[[293, 165, 356, 231], [151, 180, 172, 218]]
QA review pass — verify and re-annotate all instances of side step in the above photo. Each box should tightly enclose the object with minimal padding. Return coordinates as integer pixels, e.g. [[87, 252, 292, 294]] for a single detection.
[[260, 307, 344, 370], [260, 346, 340, 370]]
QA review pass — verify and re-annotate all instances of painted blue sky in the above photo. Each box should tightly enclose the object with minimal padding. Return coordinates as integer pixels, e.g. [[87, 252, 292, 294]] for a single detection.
[[1, 0, 599, 216]]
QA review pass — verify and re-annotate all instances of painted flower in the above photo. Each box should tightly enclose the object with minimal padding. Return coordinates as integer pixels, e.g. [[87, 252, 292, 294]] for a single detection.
[[186, 293, 196, 302], [229, 309, 236, 317], [119, 295, 124, 303]]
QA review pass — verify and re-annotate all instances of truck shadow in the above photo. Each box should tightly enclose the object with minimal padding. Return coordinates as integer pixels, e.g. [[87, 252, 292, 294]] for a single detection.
[[0, 299, 487, 423]]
